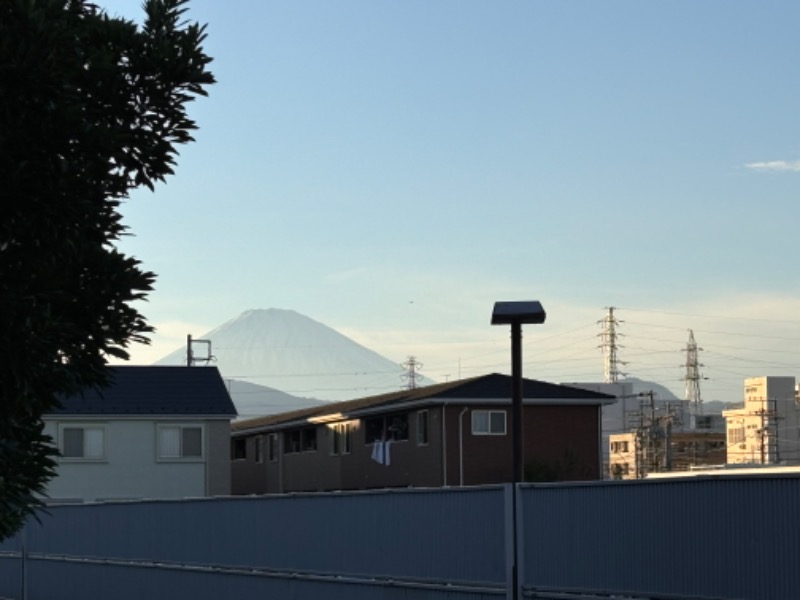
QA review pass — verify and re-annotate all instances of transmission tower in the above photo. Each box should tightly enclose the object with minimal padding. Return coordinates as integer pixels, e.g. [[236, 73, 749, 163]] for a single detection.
[[682, 329, 704, 428], [598, 307, 626, 383], [401, 356, 423, 390]]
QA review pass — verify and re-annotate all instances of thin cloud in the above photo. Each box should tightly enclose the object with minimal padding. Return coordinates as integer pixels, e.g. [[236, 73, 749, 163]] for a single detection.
[[744, 160, 800, 172]]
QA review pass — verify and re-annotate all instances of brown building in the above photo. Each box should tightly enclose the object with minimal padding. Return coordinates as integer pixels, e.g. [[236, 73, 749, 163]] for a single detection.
[[231, 373, 616, 494]]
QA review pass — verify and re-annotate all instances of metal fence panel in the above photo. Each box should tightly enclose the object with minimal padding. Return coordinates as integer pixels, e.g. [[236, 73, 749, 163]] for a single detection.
[[5, 477, 799, 600], [0, 556, 21, 600], [26, 486, 506, 585], [520, 476, 800, 600], [24, 559, 504, 600]]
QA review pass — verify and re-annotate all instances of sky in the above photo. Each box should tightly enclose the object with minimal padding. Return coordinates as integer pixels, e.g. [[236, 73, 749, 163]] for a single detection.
[[104, 0, 800, 404]]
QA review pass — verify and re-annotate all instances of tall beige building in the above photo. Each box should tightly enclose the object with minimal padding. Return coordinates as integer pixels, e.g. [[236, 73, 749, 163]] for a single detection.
[[723, 376, 800, 465]]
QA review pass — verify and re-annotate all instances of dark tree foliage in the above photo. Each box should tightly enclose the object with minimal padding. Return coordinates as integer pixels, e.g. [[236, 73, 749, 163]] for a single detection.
[[0, 0, 214, 540]]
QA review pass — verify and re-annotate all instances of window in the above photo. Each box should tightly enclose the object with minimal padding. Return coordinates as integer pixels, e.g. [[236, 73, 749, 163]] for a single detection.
[[254, 436, 264, 463], [158, 425, 203, 459], [232, 438, 247, 460], [417, 410, 429, 445], [268, 433, 278, 461], [729, 427, 745, 445], [284, 427, 317, 454], [61, 426, 105, 459], [330, 423, 353, 455], [472, 410, 506, 435], [365, 413, 409, 443]]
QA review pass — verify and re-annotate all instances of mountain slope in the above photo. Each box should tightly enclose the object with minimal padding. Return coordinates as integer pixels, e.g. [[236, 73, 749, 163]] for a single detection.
[[226, 379, 327, 420], [156, 308, 435, 403]]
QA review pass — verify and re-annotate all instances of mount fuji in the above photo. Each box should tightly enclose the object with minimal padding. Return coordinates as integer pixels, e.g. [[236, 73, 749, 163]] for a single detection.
[[156, 309, 436, 415]]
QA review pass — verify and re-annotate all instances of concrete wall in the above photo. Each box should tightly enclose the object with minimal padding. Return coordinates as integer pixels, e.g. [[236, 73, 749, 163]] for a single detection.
[[44, 418, 231, 501]]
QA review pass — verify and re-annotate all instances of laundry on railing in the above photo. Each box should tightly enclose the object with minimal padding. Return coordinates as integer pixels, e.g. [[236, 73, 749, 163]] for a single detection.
[[371, 439, 392, 466]]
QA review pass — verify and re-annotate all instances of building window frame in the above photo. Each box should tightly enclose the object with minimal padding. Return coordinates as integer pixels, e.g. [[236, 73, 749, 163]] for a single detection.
[[157, 424, 204, 461], [232, 437, 247, 461], [268, 433, 279, 462], [471, 410, 506, 435], [254, 435, 264, 463], [365, 413, 409, 444], [330, 423, 353, 456], [59, 424, 107, 461], [284, 427, 317, 454], [417, 410, 429, 446]]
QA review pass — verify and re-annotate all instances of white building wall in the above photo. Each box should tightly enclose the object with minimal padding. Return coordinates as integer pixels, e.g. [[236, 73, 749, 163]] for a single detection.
[[724, 376, 799, 465], [43, 419, 213, 502]]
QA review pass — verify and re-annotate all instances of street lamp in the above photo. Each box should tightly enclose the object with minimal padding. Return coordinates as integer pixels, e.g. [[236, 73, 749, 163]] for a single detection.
[[491, 300, 546, 484], [491, 300, 546, 600]]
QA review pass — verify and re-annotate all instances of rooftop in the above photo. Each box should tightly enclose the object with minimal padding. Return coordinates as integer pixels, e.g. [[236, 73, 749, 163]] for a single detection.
[[233, 373, 615, 433], [48, 366, 237, 417]]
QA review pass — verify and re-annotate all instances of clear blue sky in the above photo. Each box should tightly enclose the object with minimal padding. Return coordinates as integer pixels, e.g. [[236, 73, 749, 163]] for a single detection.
[[106, 0, 800, 403]]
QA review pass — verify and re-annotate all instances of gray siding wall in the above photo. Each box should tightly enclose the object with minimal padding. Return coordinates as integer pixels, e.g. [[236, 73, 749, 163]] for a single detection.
[[43, 419, 203, 501]]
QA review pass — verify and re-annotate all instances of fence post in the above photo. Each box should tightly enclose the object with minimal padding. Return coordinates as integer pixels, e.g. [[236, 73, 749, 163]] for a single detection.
[[516, 484, 525, 598], [503, 483, 515, 600]]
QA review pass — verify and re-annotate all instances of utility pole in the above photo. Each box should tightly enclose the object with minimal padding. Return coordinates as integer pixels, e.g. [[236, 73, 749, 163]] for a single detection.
[[598, 307, 626, 383], [186, 334, 214, 367], [772, 397, 781, 463], [627, 391, 679, 477], [759, 400, 767, 464], [755, 396, 779, 465]]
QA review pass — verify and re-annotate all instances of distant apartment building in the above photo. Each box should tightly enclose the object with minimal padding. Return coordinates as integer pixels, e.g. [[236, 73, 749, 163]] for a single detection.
[[609, 428, 725, 480], [723, 376, 800, 465], [609, 432, 637, 479], [566, 381, 691, 477], [231, 374, 616, 493]]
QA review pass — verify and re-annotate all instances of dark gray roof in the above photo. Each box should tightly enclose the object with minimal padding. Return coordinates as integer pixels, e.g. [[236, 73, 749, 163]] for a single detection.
[[49, 366, 237, 417], [233, 373, 615, 433]]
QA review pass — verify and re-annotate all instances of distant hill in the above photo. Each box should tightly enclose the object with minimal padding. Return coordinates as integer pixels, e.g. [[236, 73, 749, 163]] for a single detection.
[[225, 379, 327, 420], [156, 309, 436, 408]]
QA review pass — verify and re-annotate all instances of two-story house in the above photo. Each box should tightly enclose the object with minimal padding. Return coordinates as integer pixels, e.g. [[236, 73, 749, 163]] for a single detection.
[[43, 366, 237, 502]]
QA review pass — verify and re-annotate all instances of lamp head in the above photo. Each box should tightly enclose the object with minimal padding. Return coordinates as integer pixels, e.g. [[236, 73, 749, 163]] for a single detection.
[[491, 301, 546, 326]]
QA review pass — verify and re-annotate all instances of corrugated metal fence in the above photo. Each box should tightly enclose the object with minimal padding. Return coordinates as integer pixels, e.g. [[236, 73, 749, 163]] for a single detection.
[[1, 476, 798, 599], [520, 476, 800, 600]]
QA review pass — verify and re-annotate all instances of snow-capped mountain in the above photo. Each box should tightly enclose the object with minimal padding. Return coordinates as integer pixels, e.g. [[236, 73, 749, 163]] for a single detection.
[[156, 309, 436, 411]]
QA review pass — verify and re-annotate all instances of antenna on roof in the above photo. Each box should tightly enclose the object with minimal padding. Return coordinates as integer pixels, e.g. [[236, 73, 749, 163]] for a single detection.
[[187, 334, 216, 367]]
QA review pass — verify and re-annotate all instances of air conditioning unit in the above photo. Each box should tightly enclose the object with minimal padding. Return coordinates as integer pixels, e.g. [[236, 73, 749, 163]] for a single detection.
[[739, 444, 747, 449]]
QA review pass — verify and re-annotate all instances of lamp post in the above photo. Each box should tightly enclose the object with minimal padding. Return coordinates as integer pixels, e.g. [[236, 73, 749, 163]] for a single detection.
[[491, 300, 546, 600], [490, 301, 546, 483]]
